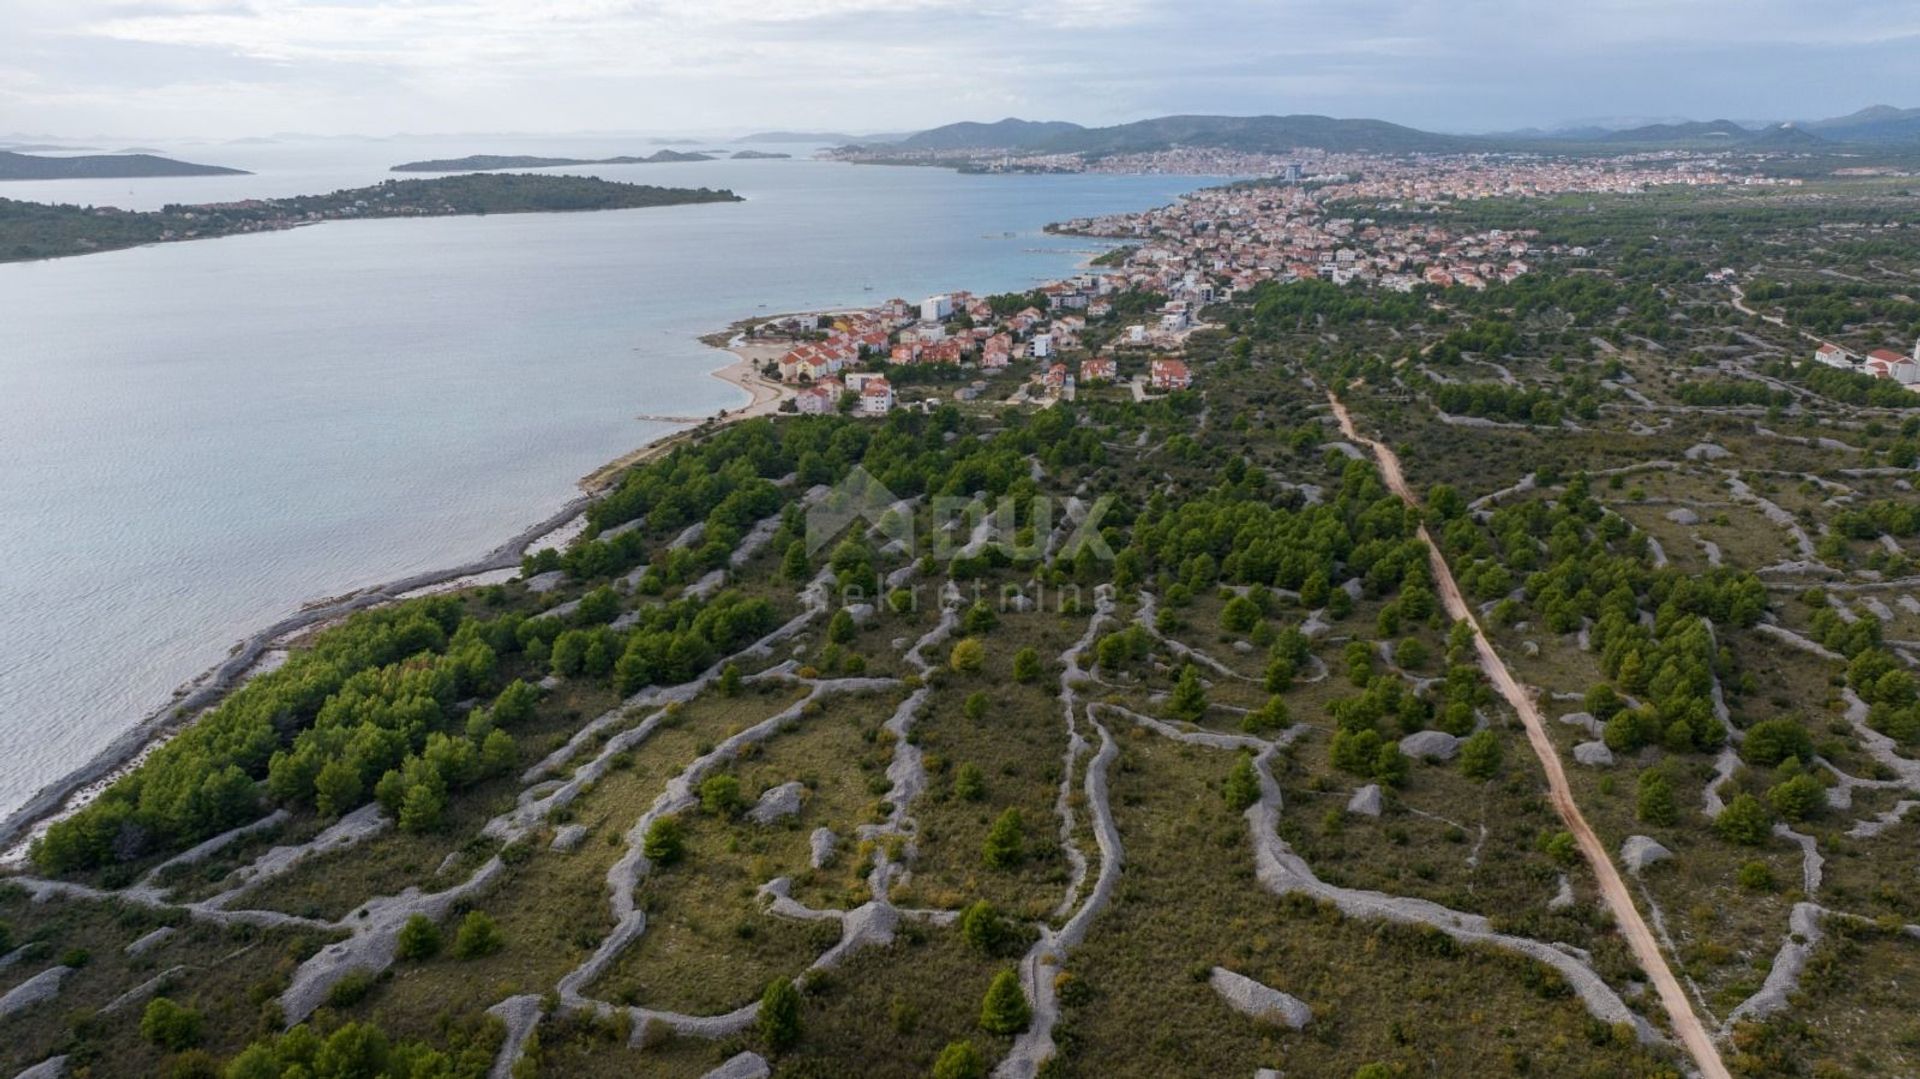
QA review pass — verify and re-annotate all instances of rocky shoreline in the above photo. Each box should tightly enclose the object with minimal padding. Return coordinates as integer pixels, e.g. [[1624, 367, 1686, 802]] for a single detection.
[[0, 336, 776, 862]]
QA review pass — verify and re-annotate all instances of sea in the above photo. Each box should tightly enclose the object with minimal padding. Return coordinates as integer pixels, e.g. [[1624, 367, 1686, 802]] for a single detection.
[[0, 134, 1220, 825]]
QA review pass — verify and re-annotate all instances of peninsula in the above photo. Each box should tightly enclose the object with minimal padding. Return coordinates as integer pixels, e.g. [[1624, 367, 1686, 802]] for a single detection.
[[0, 172, 743, 262]]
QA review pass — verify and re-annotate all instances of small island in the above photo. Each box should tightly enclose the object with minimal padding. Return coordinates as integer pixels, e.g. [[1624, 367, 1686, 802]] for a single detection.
[[0, 172, 743, 262], [391, 150, 714, 172], [730, 150, 792, 159], [0, 150, 249, 181]]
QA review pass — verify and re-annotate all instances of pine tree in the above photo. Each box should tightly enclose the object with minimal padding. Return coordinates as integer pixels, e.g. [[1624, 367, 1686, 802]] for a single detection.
[[979, 969, 1031, 1035], [1170, 664, 1208, 722], [933, 1041, 987, 1079], [759, 977, 802, 1051], [1636, 772, 1677, 826], [396, 914, 441, 960], [1458, 730, 1501, 780], [982, 808, 1025, 869], [1715, 793, 1773, 846], [782, 540, 811, 584], [1223, 754, 1261, 811], [643, 816, 686, 865]]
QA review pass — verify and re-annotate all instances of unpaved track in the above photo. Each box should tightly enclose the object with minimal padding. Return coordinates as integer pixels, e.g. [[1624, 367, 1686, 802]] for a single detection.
[[1329, 391, 1732, 1079]]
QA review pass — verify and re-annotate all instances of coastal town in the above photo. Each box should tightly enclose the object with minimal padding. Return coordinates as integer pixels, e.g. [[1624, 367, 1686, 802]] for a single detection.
[[734, 149, 1819, 417]]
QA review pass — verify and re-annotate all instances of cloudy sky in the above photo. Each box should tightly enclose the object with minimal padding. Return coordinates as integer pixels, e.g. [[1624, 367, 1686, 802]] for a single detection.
[[5, 0, 1920, 140]]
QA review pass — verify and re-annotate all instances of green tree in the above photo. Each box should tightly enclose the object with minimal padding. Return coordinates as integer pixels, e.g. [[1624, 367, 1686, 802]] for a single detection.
[[1012, 647, 1042, 683], [828, 609, 857, 644], [396, 914, 442, 961], [1345, 640, 1373, 687], [643, 815, 686, 866], [1744, 719, 1814, 767], [452, 911, 505, 959], [313, 758, 363, 818], [782, 540, 811, 584], [1241, 695, 1290, 735], [1767, 773, 1823, 822], [1458, 730, 1501, 780], [140, 997, 203, 1051], [719, 662, 743, 697], [959, 900, 1011, 956], [1715, 794, 1773, 846], [964, 692, 990, 722], [759, 977, 803, 1051], [1223, 754, 1261, 811], [1170, 664, 1208, 722], [932, 1040, 988, 1079], [1636, 771, 1678, 827], [1222, 594, 1262, 634], [979, 968, 1031, 1035], [398, 780, 446, 834], [982, 808, 1025, 869], [1372, 743, 1409, 787], [952, 763, 986, 802]]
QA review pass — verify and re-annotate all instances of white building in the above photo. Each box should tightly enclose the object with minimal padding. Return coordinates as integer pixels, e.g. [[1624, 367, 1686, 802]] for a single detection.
[[1030, 333, 1053, 359], [920, 295, 953, 322], [860, 377, 894, 415]]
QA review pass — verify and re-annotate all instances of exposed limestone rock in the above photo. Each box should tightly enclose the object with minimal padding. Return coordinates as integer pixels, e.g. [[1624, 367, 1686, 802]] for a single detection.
[[1573, 741, 1614, 768], [12, 1057, 66, 1079], [524, 570, 565, 594], [1208, 967, 1311, 1030], [126, 926, 177, 957], [1685, 443, 1730, 461], [0, 966, 72, 1019], [1620, 835, 1672, 874], [485, 995, 544, 1079], [102, 965, 189, 1015], [747, 781, 806, 825], [700, 1051, 771, 1079], [1399, 730, 1460, 761], [809, 827, 837, 869], [550, 825, 589, 852], [1664, 507, 1702, 525], [1548, 875, 1575, 911], [1346, 784, 1383, 818]]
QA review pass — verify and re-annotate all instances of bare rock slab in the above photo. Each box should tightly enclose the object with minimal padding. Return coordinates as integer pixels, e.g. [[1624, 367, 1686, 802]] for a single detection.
[[550, 824, 589, 852], [1399, 730, 1460, 761], [1346, 784, 1383, 818], [0, 966, 72, 1020], [700, 1051, 771, 1079], [1573, 741, 1614, 767], [1209, 967, 1311, 1030], [748, 781, 806, 825], [809, 827, 837, 869], [1620, 835, 1672, 873]]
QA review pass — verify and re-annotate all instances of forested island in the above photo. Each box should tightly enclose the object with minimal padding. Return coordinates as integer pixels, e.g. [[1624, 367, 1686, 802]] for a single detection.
[[0, 173, 743, 262], [0, 151, 248, 181], [391, 150, 715, 172]]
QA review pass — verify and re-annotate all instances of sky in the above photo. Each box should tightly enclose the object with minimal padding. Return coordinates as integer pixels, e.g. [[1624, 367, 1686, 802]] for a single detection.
[[5, 0, 1920, 141]]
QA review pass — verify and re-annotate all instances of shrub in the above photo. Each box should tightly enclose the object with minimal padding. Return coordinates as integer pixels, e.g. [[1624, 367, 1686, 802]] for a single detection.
[[325, 969, 377, 1009], [1169, 665, 1208, 722], [1012, 648, 1042, 683], [452, 911, 505, 959], [1636, 771, 1677, 826], [952, 763, 986, 802], [396, 914, 441, 961], [1458, 730, 1501, 780], [950, 638, 986, 674], [699, 774, 744, 817], [643, 816, 686, 866], [959, 901, 1012, 956], [140, 997, 203, 1051], [933, 1040, 988, 1079]]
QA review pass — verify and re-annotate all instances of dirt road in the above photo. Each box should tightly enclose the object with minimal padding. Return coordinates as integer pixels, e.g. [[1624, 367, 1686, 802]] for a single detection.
[[1328, 391, 1732, 1079]]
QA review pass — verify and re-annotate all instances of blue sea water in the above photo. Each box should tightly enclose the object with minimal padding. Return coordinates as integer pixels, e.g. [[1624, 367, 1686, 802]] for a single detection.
[[0, 139, 1213, 821]]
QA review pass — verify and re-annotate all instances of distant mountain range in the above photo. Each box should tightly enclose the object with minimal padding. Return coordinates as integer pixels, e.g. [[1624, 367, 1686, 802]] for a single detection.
[[845, 106, 1920, 157], [0, 151, 249, 180], [391, 151, 716, 172]]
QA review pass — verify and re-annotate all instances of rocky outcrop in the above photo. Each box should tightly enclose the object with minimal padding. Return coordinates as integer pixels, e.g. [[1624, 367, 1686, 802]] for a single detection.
[[700, 1052, 771, 1079], [1208, 967, 1311, 1030], [747, 781, 806, 825], [0, 966, 72, 1020], [1620, 836, 1672, 874], [1346, 784, 1383, 818], [809, 827, 837, 869], [1399, 730, 1460, 761], [1573, 741, 1614, 767]]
